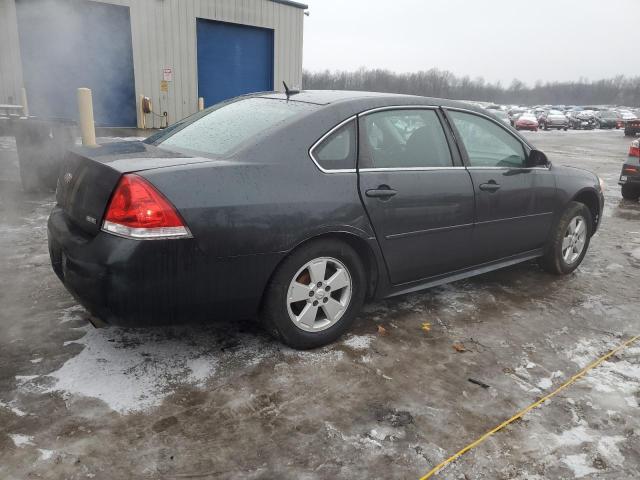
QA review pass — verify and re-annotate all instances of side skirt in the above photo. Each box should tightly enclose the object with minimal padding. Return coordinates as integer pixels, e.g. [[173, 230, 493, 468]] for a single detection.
[[385, 249, 544, 298]]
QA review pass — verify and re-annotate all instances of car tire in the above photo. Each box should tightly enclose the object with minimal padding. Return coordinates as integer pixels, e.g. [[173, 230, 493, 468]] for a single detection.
[[262, 239, 366, 349], [539, 201, 592, 275], [621, 184, 640, 201], [624, 129, 634, 137]]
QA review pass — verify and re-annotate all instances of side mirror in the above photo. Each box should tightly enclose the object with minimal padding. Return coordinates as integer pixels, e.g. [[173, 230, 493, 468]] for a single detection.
[[527, 149, 549, 168]]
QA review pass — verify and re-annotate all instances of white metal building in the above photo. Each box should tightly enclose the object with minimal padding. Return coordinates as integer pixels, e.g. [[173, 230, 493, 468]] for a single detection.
[[0, 0, 306, 128]]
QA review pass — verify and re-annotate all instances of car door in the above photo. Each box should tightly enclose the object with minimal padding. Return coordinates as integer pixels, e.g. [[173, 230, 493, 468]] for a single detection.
[[357, 107, 475, 285], [444, 109, 556, 264]]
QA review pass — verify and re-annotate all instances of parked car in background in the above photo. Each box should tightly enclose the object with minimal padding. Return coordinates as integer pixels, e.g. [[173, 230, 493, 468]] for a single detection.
[[568, 111, 596, 130], [490, 109, 511, 126], [539, 110, 569, 131], [619, 139, 640, 200], [625, 117, 640, 137], [533, 107, 546, 118], [618, 109, 638, 122], [595, 110, 622, 129], [515, 112, 539, 131], [47, 90, 605, 348], [508, 108, 527, 126]]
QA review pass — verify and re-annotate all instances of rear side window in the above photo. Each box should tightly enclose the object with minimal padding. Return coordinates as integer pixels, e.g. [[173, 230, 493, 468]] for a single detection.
[[156, 98, 318, 156], [359, 109, 452, 168], [311, 120, 357, 171], [448, 111, 526, 168]]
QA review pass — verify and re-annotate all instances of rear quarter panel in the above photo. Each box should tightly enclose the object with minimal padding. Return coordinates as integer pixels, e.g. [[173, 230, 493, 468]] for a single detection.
[[139, 106, 377, 258]]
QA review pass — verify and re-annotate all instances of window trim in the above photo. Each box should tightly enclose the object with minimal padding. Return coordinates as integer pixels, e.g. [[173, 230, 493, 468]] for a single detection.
[[357, 105, 457, 171], [442, 107, 551, 171], [308, 116, 358, 173]]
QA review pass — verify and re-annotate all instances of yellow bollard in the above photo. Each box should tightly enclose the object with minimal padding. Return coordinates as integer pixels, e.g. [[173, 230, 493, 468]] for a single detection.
[[20, 87, 29, 117], [77, 88, 97, 147], [198, 97, 205, 112]]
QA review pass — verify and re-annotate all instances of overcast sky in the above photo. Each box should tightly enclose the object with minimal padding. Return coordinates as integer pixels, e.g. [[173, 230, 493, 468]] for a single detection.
[[303, 0, 637, 86]]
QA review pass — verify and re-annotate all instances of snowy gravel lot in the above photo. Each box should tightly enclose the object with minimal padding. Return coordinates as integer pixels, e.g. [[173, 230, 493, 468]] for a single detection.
[[1, 130, 639, 479]]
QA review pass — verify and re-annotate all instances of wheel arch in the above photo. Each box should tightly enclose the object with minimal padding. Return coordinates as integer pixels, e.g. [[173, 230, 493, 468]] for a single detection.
[[258, 231, 382, 313], [571, 188, 601, 234]]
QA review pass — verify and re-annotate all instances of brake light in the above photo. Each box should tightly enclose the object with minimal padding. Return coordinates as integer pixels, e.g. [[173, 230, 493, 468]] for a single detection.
[[630, 141, 640, 158], [102, 174, 191, 239]]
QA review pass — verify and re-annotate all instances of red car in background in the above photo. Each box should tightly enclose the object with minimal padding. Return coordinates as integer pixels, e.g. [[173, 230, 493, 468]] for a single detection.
[[515, 112, 539, 131]]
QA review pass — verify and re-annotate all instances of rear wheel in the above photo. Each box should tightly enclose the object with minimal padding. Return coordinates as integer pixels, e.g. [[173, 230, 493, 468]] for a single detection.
[[625, 129, 635, 137], [621, 184, 640, 201], [539, 202, 592, 275], [262, 239, 366, 349]]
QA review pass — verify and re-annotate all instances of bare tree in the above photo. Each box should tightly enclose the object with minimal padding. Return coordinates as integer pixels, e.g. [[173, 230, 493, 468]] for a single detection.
[[303, 68, 640, 106]]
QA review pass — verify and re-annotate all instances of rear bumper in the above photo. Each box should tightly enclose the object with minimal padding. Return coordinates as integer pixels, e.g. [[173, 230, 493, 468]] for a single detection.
[[619, 163, 640, 186], [48, 207, 284, 326]]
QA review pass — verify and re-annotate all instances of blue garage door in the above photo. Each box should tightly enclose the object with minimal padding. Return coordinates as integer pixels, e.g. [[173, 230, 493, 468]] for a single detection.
[[197, 19, 274, 107], [16, 0, 137, 127]]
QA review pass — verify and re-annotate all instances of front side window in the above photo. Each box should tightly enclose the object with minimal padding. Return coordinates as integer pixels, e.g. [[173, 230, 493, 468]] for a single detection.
[[448, 111, 526, 168], [311, 120, 357, 171], [359, 109, 452, 168]]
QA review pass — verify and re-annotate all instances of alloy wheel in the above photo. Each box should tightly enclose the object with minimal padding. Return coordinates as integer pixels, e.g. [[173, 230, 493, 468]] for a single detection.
[[562, 215, 587, 264], [286, 257, 352, 332]]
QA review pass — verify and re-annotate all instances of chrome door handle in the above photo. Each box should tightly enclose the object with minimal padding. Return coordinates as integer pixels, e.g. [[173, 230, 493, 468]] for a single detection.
[[479, 181, 501, 192], [366, 187, 397, 199]]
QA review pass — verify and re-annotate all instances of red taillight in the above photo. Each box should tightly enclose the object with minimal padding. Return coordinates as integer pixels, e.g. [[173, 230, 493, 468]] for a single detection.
[[102, 174, 190, 239], [629, 141, 640, 158]]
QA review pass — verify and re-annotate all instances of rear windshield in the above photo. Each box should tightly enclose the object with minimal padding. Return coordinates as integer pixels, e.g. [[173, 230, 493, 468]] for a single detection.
[[149, 97, 318, 156]]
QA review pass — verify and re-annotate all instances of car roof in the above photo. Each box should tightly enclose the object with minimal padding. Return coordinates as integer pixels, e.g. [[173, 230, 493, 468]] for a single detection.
[[255, 89, 482, 112]]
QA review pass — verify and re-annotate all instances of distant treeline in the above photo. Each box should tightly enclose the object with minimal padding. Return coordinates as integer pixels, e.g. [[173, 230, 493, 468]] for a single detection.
[[302, 68, 640, 107]]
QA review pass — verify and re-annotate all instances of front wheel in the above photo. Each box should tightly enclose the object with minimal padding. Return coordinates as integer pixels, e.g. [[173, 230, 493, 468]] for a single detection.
[[539, 202, 592, 275], [262, 239, 366, 349]]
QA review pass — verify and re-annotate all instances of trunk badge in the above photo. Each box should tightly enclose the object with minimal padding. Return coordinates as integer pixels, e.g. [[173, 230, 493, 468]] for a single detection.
[[86, 215, 97, 225], [63, 172, 73, 184]]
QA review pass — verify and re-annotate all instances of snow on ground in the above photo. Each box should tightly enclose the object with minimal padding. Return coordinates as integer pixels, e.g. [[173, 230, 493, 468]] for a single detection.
[[38, 449, 55, 461], [561, 453, 599, 478], [40, 324, 222, 413], [9, 434, 34, 447], [342, 334, 375, 351], [16, 304, 352, 414], [0, 400, 26, 417]]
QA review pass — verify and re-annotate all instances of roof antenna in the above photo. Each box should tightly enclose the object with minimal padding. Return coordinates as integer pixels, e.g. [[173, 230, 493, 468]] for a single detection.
[[283, 81, 300, 99]]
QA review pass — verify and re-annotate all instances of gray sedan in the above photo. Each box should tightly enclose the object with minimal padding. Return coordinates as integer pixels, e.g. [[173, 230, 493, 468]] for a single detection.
[[48, 91, 605, 348]]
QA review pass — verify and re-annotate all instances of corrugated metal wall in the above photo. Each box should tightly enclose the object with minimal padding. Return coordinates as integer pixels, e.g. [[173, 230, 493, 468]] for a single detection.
[[0, 0, 304, 127], [0, 0, 24, 105]]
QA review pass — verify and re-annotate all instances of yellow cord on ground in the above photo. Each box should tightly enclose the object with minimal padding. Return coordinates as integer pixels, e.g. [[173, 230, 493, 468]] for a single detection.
[[419, 334, 640, 480]]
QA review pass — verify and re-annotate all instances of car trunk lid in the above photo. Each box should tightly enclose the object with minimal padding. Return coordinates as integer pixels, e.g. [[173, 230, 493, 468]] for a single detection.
[[55, 141, 207, 236]]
